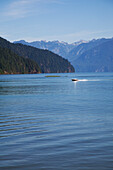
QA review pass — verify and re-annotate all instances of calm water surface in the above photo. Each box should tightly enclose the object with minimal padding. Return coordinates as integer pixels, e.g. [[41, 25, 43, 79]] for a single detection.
[[0, 72, 113, 170]]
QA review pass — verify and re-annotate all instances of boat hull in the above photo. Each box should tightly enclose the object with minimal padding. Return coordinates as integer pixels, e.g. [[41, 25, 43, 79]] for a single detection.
[[72, 79, 78, 81]]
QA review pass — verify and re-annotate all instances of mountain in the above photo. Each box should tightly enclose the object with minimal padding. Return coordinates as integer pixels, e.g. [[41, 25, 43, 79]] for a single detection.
[[73, 39, 113, 72], [14, 38, 113, 72], [0, 46, 41, 74], [67, 38, 110, 62], [14, 40, 87, 59], [0, 37, 75, 74]]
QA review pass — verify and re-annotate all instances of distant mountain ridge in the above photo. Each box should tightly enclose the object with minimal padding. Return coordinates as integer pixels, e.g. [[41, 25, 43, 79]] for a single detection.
[[0, 37, 75, 74], [14, 38, 113, 72], [67, 38, 110, 62], [14, 39, 88, 60], [73, 39, 113, 72]]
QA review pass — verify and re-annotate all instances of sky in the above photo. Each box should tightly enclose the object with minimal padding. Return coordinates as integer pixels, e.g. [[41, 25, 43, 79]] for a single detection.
[[0, 0, 113, 43]]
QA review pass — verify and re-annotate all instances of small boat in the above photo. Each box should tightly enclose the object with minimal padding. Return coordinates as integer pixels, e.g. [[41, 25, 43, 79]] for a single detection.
[[72, 78, 78, 81]]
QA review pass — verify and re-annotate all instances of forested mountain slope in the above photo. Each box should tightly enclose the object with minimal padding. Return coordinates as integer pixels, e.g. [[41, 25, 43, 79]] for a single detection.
[[0, 37, 75, 73], [0, 46, 41, 74]]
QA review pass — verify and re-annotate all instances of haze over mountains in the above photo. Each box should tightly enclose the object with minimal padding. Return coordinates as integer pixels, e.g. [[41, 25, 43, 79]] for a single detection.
[[14, 38, 113, 72]]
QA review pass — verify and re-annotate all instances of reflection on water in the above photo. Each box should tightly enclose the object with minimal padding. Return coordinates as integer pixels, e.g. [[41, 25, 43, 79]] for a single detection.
[[0, 73, 113, 170]]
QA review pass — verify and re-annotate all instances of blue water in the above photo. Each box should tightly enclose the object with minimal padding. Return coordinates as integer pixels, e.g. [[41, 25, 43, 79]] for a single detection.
[[0, 72, 113, 170]]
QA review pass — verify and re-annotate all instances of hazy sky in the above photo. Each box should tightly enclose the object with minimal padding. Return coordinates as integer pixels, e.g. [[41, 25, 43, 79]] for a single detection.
[[0, 0, 113, 43]]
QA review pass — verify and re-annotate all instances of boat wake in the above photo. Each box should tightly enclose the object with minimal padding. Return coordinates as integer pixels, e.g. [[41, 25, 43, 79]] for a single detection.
[[72, 78, 113, 82], [78, 79, 88, 81], [73, 79, 104, 82]]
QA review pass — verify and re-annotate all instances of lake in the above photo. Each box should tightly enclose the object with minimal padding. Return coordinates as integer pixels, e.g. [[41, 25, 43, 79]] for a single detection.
[[0, 72, 113, 170]]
